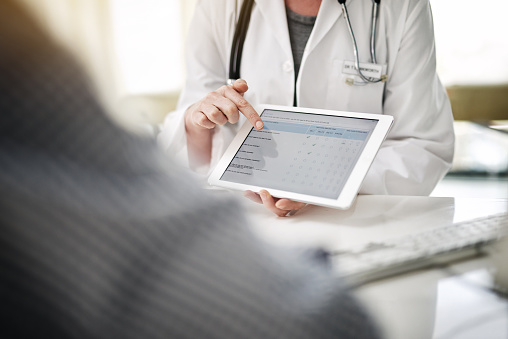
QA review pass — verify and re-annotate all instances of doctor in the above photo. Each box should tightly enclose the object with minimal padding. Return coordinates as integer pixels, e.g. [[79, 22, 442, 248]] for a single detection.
[[158, 0, 455, 216]]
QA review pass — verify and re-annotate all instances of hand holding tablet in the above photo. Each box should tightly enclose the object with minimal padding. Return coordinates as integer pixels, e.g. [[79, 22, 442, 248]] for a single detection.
[[244, 189, 307, 217], [209, 105, 393, 210]]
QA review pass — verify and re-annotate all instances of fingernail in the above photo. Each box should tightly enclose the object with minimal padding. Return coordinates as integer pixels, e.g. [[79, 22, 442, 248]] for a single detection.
[[256, 121, 264, 130], [260, 191, 268, 199]]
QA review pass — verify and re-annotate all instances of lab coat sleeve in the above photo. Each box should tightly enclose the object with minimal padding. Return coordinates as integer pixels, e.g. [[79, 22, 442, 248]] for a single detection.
[[157, 0, 237, 177], [360, 0, 454, 195]]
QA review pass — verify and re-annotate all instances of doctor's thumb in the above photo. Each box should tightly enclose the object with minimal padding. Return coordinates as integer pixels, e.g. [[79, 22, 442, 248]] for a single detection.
[[232, 79, 249, 95]]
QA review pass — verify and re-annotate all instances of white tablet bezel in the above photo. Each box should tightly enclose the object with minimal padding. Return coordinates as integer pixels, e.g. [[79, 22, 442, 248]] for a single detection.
[[208, 104, 393, 209]]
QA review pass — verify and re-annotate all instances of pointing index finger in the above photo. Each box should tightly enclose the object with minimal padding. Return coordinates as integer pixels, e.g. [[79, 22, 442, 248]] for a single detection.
[[237, 99, 264, 130], [226, 81, 264, 130]]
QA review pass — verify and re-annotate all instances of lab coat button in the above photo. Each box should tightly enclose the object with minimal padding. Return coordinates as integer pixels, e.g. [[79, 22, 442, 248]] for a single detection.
[[283, 61, 293, 72]]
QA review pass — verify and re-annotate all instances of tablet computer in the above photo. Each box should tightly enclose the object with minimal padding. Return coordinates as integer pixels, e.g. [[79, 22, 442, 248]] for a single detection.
[[208, 105, 393, 209]]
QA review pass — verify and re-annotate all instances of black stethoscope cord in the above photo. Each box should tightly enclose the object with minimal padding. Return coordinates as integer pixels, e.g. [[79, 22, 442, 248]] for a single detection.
[[228, 0, 255, 85]]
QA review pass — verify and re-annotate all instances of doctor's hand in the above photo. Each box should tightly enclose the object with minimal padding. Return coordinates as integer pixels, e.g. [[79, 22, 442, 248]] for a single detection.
[[184, 79, 264, 131], [244, 190, 307, 217]]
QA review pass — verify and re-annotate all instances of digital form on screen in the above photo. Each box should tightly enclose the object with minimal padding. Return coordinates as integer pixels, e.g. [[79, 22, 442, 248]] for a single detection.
[[220, 109, 378, 199]]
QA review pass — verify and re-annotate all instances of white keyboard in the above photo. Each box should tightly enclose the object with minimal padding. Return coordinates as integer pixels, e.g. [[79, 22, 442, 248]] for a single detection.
[[331, 212, 508, 285]]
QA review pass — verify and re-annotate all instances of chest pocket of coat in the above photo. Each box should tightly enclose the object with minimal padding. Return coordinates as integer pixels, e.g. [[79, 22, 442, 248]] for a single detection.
[[325, 59, 386, 114]]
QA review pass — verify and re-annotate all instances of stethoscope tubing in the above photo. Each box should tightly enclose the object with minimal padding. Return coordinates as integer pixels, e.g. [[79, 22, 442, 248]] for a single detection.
[[229, 0, 255, 84], [370, 1, 378, 64], [340, 1, 382, 84]]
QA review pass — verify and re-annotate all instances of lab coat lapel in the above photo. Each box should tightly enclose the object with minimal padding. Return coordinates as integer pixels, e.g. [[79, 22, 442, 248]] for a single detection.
[[306, 0, 352, 52], [254, 0, 292, 59]]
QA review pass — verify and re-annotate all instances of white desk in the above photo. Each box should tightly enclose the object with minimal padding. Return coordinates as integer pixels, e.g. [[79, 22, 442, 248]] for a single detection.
[[234, 194, 508, 339]]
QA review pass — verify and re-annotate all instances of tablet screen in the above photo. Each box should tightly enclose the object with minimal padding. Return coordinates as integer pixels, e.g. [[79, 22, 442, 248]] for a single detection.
[[219, 109, 378, 199]]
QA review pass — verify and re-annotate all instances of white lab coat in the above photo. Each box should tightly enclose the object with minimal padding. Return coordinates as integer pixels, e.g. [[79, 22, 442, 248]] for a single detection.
[[158, 0, 454, 195]]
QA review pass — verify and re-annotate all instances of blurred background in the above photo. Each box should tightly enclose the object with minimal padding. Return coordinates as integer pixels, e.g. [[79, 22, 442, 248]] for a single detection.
[[17, 0, 508, 196]]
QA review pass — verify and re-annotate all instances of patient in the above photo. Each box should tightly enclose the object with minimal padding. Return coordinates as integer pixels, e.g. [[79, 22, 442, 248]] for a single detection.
[[0, 1, 380, 338]]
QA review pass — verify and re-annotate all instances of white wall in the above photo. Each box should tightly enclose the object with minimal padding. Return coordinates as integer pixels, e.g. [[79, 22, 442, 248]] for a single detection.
[[431, 0, 508, 86]]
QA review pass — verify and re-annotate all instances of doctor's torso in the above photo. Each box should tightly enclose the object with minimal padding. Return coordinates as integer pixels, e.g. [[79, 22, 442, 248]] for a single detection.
[[185, 0, 415, 131], [242, 0, 387, 111]]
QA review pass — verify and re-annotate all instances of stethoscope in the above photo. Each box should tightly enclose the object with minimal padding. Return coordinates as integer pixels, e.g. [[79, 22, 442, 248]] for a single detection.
[[228, 0, 385, 86]]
